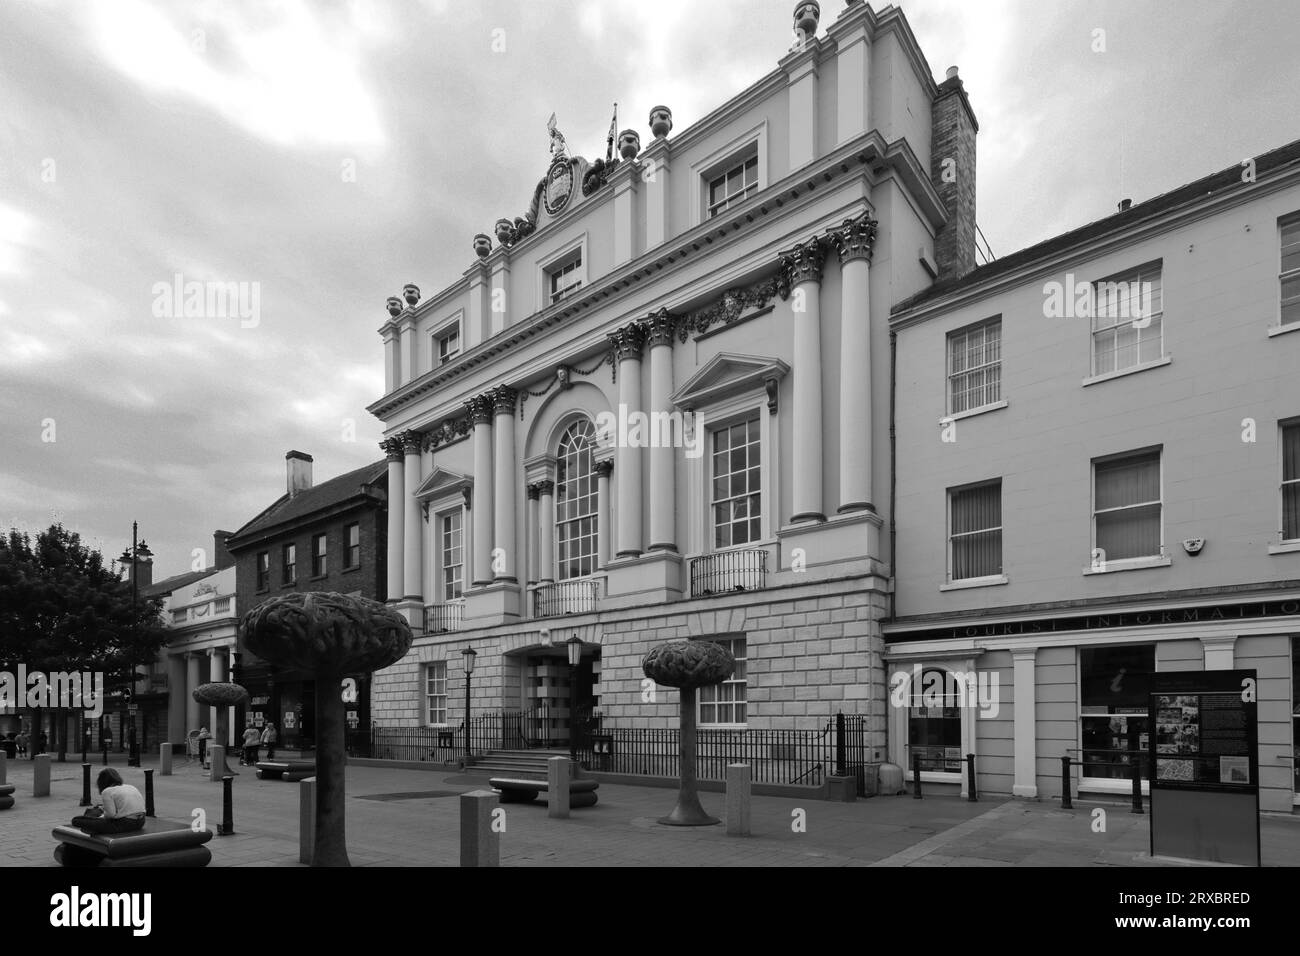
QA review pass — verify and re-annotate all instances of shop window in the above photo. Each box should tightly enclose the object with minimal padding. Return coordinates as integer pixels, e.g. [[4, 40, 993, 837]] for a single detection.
[[1080, 644, 1154, 781], [907, 668, 963, 772], [1292, 636, 1300, 794]]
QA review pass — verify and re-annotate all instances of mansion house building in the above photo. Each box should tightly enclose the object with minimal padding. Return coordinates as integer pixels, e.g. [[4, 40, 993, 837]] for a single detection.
[[365, 1, 951, 756], [366, 0, 1300, 807]]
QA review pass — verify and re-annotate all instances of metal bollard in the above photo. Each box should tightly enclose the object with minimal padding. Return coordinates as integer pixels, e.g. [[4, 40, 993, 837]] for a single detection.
[[0, 750, 6, 785], [220, 775, 234, 835], [1060, 755, 1073, 809], [1130, 753, 1144, 814], [965, 753, 978, 802], [144, 769, 155, 817], [912, 752, 923, 799], [101, 743, 109, 767], [80, 763, 92, 807], [299, 777, 316, 865]]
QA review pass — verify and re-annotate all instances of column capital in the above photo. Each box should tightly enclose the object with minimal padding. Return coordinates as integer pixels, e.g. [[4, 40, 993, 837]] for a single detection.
[[829, 213, 878, 264], [608, 321, 647, 362], [464, 393, 494, 424], [594, 459, 614, 478], [536, 479, 555, 495], [399, 429, 423, 455], [526, 483, 541, 500], [381, 438, 404, 462], [489, 384, 518, 416], [642, 308, 677, 348], [781, 236, 825, 287]]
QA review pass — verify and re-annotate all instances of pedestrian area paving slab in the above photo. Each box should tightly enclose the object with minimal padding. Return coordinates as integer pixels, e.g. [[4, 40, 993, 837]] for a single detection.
[[3, 755, 1299, 867]]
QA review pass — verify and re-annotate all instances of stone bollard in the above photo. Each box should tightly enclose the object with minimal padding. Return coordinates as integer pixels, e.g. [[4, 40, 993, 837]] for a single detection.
[[0, 750, 6, 785], [160, 743, 173, 776], [33, 754, 51, 797], [459, 790, 500, 867], [725, 763, 752, 836], [547, 756, 571, 820], [209, 745, 226, 783], [299, 777, 315, 865]]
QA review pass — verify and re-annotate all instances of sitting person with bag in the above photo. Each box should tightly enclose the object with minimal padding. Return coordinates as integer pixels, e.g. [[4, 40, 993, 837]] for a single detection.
[[70, 768, 147, 835]]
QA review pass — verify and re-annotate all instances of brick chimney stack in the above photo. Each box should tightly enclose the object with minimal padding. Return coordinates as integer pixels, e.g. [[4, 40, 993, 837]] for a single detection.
[[930, 65, 979, 281], [286, 451, 314, 498], [213, 530, 235, 570]]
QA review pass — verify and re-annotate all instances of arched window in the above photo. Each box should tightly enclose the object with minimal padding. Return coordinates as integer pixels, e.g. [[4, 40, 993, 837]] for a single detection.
[[555, 419, 599, 579]]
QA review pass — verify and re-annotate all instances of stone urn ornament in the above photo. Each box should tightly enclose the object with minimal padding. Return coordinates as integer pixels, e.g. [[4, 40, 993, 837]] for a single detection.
[[494, 218, 517, 247], [473, 233, 492, 259], [240, 592, 413, 867], [794, 0, 820, 40], [618, 129, 641, 160], [386, 296, 403, 317], [641, 639, 736, 826], [191, 681, 249, 777], [402, 283, 420, 307], [649, 105, 673, 140]]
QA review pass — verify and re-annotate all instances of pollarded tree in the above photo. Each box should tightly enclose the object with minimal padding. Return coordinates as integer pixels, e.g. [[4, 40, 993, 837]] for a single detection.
[[240, 592, 412, 867]]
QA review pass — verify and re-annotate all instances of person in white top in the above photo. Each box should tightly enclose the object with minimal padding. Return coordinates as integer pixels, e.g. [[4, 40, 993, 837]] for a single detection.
[[70, 768, 147, 835]]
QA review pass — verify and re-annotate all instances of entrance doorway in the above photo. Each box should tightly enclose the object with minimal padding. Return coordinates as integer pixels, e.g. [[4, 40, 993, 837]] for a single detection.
[[520, 647, 601, 748]]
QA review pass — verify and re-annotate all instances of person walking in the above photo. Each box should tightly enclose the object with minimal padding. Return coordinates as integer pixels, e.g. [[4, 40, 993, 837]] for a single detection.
[[261, 721, 277, 761], [197, 726, 212, 768], [241, 724, 261, 766], [15, 731, 27, 758]]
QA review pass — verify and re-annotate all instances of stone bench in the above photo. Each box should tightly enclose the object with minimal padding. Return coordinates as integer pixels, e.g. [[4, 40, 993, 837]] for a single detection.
[[255, 760, 316, 782], [53, 819, 212, 868], [0, 783, 14, 810], [489, 777, 599, 808]]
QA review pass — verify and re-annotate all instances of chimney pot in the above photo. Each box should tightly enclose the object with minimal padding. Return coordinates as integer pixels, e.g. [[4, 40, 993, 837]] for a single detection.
[[286, 451, 314, 498], [1118, 198, 1133, 212], [946, 65, 959, 80]]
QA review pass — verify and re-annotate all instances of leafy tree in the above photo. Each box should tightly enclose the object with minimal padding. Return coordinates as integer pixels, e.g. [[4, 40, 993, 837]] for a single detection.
[[0, 524, 168, 709]]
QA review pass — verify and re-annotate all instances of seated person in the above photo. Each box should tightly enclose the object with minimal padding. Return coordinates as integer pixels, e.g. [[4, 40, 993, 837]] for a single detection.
[[70, 768, 146, 835]]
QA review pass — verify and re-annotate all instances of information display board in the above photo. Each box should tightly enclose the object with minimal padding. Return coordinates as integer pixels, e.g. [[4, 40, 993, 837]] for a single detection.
[[1148, 669, 1259, 866]]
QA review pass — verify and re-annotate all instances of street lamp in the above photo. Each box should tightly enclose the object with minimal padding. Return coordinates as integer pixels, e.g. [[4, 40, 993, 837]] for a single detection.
[[118, 523, 152, 766], [461, 647, 477, 762], [566, 636, 583, 762]]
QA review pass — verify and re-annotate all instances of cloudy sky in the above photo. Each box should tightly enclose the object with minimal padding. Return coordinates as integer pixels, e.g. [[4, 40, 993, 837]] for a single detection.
[[2, 0, 1297, 579]]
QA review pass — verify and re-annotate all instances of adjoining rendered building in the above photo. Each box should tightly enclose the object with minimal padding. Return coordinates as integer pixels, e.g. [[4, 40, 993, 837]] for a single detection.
[[367, 1, 976, 766], [887, 140, 1300, 809]]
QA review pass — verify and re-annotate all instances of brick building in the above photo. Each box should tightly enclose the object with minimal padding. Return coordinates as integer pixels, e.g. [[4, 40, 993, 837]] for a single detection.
[[225, 451, 388, 750]]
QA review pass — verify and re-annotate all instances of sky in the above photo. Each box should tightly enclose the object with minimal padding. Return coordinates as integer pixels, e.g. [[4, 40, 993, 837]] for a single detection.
[[2, 0, 1297, 580]]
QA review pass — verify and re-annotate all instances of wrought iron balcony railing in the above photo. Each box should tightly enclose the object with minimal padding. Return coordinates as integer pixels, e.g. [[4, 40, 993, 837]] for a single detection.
[[688, 548, 768, 598], [424, 601, 464, 633], [532, 578, 601, 618]]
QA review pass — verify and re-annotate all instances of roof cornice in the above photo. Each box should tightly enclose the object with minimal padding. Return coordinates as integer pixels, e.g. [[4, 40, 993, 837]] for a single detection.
[[368, 131, 946, 421]]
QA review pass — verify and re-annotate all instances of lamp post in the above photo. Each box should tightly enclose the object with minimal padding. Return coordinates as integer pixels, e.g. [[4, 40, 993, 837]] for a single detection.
[[566, 636, 583, 762], [118, 523, 152, 765], [461, 647, 476, 762]]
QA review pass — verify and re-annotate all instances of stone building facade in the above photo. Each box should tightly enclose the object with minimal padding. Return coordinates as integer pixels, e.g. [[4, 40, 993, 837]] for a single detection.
[[367, 2, 976, 759]]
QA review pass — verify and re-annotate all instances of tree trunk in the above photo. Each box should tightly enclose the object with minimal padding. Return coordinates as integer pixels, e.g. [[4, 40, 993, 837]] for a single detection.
[[313, 673, 349, 866], [659, 685, 718, 826]]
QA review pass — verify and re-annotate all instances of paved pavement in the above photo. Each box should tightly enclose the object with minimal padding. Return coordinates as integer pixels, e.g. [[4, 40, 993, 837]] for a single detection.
[[3, 753, 1299, 867]]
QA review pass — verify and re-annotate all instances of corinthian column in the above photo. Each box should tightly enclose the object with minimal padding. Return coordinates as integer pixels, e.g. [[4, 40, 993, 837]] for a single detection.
[[465, 394, 495, 585], [830, 213, 878, 513], [784, 237, 826, 522], [490, 385, 518, 582], [644, 309, 677, 552], [382, 438, 404, 602], [608, 322, 647, 557], [400, 430, 424, 605]]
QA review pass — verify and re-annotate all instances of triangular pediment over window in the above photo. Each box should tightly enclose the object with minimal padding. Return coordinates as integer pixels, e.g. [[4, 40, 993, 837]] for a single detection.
[[413, 466, 472, 502], [671, 352, 789, 411]]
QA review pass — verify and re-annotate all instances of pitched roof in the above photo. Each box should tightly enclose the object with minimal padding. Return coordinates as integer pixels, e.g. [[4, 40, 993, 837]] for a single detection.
[[892, 136, 1300, 316], [226, 460, 388, 549], [141, 568, 216, 599]]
